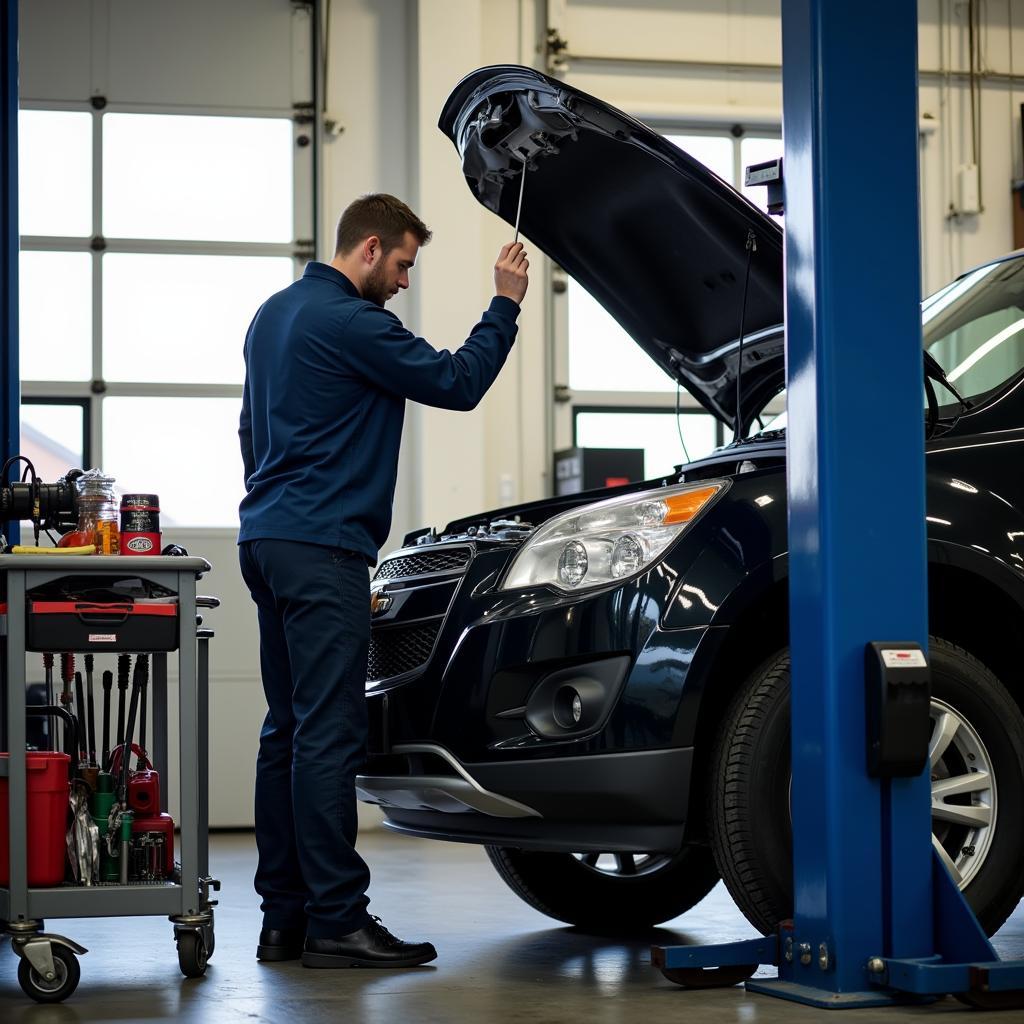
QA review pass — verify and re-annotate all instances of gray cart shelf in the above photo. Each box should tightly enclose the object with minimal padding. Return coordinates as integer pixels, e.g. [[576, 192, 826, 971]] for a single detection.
[[0, 554, 219, 1002]]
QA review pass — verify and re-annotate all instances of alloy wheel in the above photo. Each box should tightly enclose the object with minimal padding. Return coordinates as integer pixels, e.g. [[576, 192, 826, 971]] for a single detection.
[[930, 697, 996, 888], [572, 852, 675, 878]]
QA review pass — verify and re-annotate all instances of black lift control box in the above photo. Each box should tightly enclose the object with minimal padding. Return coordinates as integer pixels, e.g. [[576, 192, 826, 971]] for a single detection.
[[864, 641, 931, 778]]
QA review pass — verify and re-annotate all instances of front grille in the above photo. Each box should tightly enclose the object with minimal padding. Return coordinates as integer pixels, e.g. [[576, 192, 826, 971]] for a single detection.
[[373, 548, 471, 583], [367, 621, 442, 682]]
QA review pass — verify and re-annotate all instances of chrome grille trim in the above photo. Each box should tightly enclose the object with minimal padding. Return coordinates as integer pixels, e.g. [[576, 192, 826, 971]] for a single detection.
[[372, 545, 472, 584]]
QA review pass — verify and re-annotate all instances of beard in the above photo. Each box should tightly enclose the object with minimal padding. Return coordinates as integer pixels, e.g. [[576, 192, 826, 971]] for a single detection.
[[362, 261, 391, 306]]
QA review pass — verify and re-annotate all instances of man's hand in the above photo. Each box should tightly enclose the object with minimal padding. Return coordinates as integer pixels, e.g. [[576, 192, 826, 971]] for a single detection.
[[494, 242, 529, 305]]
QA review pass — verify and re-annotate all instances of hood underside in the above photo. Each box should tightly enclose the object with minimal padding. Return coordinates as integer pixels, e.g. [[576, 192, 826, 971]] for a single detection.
[[439, 65, 785, 427]]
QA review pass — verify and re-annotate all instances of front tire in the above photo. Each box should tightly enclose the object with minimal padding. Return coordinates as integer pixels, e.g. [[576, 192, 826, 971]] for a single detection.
[[485, 843, 720, 931], [709, 638, 1024, 937]]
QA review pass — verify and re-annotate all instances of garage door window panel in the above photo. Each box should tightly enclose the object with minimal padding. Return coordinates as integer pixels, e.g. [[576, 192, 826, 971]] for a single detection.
[[102, 113, 294, 243], [103, 253, 293, 385], [575, 410, 720, 479], [18, 110, 92, 237], [103, 397, 245, 527], [19, 251, 92, 382], [21, 402, 86, 480]]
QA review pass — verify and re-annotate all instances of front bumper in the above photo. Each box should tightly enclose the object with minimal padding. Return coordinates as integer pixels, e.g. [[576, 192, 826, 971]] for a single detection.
[[356, 744, 693, 852], [366, 537, 713, 761]]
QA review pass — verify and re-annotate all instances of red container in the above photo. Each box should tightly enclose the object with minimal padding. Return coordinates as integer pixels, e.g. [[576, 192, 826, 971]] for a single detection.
[[0, 752, 69, 886], [128, 770, 161, 816], [132, 813, 175, 877], [120, 494, 161, 556], [109, 743, 162, 815]]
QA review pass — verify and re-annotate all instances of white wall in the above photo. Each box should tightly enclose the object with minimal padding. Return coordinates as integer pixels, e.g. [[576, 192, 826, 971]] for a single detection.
[[918, 0, 1023, 292]]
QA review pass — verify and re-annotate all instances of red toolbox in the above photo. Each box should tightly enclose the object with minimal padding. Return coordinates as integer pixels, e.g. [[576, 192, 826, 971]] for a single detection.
[[26, 600, 178, 652], [0, 751, 70, 886]]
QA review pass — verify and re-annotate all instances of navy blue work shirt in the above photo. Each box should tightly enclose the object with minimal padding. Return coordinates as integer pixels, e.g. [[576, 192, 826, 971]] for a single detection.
[[238, 262, 519, 562]]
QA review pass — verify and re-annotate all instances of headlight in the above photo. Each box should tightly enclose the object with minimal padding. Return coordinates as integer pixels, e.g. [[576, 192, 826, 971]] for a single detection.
[[502, 481, 728, 593]]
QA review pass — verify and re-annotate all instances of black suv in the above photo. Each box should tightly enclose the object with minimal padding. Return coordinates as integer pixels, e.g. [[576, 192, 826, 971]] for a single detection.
[[357, 66, 1024, 938]]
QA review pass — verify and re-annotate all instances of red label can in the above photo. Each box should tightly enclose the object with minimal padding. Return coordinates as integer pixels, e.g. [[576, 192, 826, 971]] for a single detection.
[[120, 494, 161, 556]]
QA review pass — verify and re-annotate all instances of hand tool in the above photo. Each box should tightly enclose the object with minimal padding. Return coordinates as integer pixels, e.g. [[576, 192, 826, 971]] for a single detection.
[[101, 669, 113, 770], [73, 670, 87, 765], [42, 653, 54, 750], [115, 653, 129, 764], [84, 653, 97, 767], [137, 655, 149, 767], [112, 658, 145, 886], [60, 653, 75, 756], [118, 657, 143, 807], [513, 156, 527, 244]]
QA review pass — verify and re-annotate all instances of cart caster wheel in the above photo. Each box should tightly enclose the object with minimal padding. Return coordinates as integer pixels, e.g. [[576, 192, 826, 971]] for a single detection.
[[17, 945, 81, 1003], [201, 923, 215, 960], [660, 964, 758, 988], [200, 909, 215, 960], [176, 930, 209, 978]]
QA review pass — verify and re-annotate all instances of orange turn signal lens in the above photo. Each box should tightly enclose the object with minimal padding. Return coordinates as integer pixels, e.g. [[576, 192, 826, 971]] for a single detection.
[[662, 486, 720, 525]]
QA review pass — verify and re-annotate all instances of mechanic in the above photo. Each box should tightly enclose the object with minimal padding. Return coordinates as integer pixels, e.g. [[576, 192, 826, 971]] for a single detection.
[[237, 193, 529, 969]]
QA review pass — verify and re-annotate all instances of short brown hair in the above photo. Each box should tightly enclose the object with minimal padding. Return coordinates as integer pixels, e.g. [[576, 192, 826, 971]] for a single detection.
[[334, 194, 432, 256]]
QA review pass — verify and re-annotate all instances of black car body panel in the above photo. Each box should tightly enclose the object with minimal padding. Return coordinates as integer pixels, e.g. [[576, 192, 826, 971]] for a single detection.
[[438, 65, 785, 429], [359, 253, 1024, 855], [359, 69, 1024, 868]]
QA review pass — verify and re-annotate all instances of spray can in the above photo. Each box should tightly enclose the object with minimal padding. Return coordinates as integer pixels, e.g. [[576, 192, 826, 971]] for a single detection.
[[120, 494, 161, 556]]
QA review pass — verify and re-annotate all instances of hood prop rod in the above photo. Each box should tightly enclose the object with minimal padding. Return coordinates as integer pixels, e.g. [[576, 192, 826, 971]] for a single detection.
[[734, 229, 758, 442], [513, 155, 528, 243]]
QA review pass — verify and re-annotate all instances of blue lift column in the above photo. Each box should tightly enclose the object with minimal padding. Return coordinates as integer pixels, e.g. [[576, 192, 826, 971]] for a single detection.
[[653, 0, 1024, 1009], [1, 0, 18, 544], [750, 0, 931, 1003]]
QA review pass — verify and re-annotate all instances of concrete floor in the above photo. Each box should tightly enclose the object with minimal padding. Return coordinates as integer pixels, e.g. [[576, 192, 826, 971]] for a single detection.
[[0, 831, 1021, 1022]]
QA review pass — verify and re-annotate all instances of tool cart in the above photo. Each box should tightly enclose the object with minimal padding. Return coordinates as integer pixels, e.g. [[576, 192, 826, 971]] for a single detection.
[[0, 554, 219, 1003]]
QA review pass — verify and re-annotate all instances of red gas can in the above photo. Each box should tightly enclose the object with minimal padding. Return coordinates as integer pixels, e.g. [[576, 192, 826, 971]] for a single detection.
[[0, 752, 69, 886]]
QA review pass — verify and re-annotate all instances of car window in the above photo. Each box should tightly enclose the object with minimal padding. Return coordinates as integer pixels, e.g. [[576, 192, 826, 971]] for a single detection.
[[750, 256, 1024, 437], [924, 258, 1024, 401]]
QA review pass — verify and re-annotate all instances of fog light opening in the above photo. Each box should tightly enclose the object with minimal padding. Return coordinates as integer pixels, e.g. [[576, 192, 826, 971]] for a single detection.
[[553, 685, 583, 730]]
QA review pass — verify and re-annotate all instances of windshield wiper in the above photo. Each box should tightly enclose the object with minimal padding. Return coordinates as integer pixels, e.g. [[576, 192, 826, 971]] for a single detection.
[[924, 350, 970, 438]]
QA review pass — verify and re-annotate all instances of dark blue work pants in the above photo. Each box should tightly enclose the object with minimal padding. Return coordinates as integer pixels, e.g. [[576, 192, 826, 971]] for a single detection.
[[239, 538, 372, 938]]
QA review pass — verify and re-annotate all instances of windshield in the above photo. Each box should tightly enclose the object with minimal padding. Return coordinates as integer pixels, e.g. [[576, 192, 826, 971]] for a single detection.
[[923, 256, 1024, 398], [755, 254, 1024, 435]]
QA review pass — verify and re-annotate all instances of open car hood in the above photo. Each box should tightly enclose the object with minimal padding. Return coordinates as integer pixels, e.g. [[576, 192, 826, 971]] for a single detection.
[[439, 65, 785, 428]]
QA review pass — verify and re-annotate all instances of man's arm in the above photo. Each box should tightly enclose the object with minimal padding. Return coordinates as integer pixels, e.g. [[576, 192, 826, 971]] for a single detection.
[[345, 298, 520, 411], [343, 241, 530, 410]]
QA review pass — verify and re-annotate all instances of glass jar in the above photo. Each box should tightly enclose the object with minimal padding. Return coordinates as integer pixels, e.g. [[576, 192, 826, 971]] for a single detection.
[[72, 470, 120, 554]]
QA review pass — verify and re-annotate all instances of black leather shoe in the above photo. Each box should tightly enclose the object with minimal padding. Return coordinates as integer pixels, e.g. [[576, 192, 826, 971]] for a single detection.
[[257, 927, 306, 962], [301, 917, 437, 968]]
